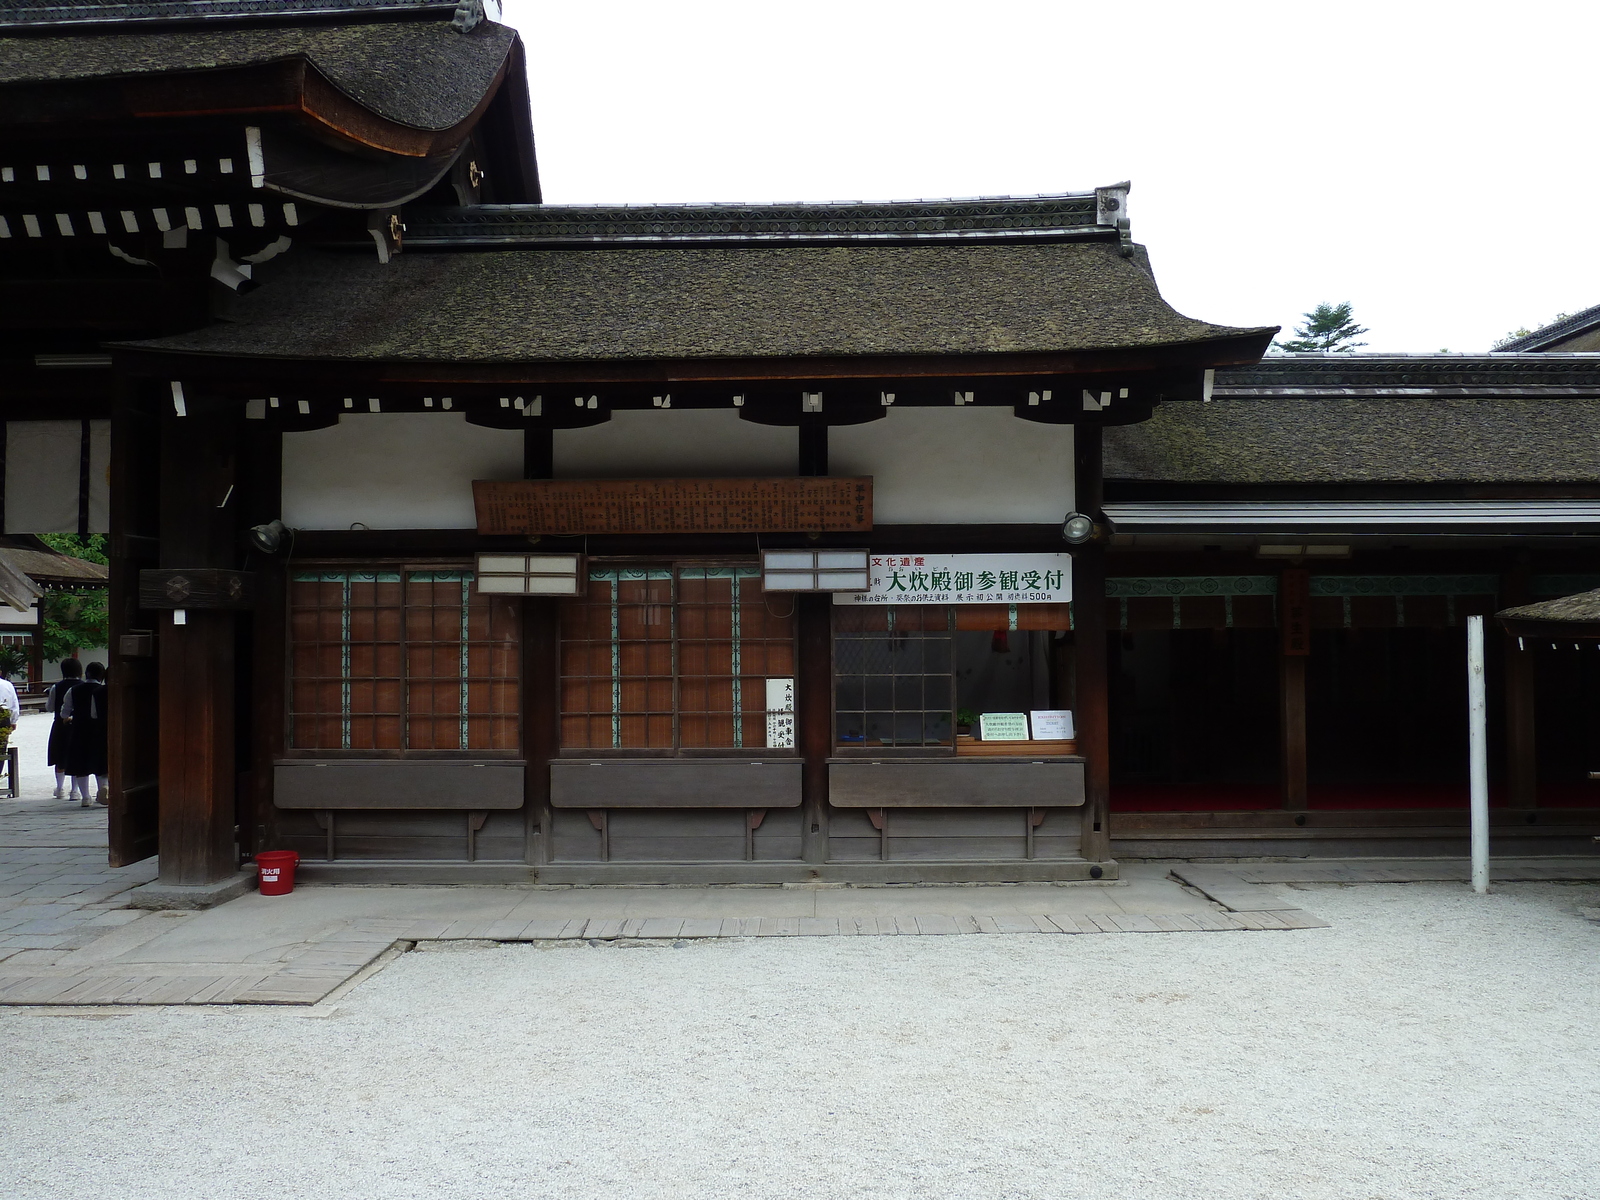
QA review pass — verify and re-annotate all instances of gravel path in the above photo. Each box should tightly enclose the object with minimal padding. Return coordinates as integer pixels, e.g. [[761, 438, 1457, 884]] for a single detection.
[[3, 880, 1599, 1200]]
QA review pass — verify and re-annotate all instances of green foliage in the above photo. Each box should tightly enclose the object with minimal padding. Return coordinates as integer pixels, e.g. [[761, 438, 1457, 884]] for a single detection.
[[37, 533, 108, 565], [1493, 312, 1571, 350], [43, 590, 107, 663], [1275, 302, 1369, 353], [0, 645, 29, 679], [956, 707, 980, 727], [33, 535, 109, 664]]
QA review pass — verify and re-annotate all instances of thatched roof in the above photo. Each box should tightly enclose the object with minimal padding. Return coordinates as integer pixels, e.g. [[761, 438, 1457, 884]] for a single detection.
[[120, 237, 1271, 365]]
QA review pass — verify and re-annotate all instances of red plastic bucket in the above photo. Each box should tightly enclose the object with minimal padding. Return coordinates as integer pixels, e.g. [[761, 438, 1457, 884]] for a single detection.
[[256, 850, 300, 896]]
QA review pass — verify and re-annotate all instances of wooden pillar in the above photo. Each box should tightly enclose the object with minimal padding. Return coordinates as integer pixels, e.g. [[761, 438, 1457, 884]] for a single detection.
[[1073, 425, 1111, 862], [241, 420, 283, 860], [1503, 555, 1536, 808], [797, 593, 831, 865], [524, 598, 560, 866], [30, 594, 45, 690], [155, 399, 241, 885], [1279, 567, 1310, 810], [107, 379, 162, 867]]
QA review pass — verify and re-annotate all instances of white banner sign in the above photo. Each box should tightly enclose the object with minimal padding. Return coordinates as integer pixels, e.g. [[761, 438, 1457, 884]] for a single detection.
[[765, 677, 795, 748], [832, 553, 1071, 606]]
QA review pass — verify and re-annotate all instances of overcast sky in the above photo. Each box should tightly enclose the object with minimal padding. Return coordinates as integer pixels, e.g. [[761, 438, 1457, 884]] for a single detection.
[[502, 1, 1598, 354]]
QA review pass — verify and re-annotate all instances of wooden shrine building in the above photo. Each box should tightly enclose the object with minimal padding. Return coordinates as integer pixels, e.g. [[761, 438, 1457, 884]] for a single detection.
[[1, 1, 1278, 887]]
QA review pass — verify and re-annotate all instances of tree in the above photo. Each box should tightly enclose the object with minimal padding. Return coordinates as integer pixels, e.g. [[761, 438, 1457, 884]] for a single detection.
[[35, 534, 109, 662], [1274, 302, 1368, 353], [1493, 312, 1571, 350]]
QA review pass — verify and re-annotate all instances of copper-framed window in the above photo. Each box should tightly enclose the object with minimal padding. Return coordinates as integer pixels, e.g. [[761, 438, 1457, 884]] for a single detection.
[[288, 567, 520, 755], [558, 564, 797, 752], [833, 604, 956, 750]]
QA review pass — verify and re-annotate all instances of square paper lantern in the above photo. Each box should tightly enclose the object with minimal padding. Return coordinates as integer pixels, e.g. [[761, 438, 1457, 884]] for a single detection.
[[761, 548, 870, 592], [475, 553, 585, 595]]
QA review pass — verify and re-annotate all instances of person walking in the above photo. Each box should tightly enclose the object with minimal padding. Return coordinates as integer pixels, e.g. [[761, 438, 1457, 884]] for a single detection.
[[61, 662, 108, 807], [0, 666, 18, 795], [46, 658, 83, 800]]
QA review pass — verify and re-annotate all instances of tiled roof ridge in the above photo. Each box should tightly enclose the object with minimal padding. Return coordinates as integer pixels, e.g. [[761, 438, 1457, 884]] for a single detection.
[[404, 189, 1125, 247], [0, 0, 466, 31], [1493, 302, 1600, 352]]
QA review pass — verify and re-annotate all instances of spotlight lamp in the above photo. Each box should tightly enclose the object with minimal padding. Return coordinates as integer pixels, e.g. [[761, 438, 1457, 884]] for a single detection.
[[1061, 512, 1099, 545], [247, 519, 292, 555]]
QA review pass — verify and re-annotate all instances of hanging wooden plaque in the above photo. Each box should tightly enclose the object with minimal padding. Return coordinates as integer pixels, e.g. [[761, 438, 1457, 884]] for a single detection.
[[474, 477, 873, 536]]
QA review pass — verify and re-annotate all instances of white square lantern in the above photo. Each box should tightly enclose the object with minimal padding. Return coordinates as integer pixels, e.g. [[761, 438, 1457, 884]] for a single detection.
[[475, 553, 585, 596], [761, 548, 870, 592]]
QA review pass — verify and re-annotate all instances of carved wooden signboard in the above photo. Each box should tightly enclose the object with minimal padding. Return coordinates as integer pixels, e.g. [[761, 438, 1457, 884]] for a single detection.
[[474, 478, 873, 536]]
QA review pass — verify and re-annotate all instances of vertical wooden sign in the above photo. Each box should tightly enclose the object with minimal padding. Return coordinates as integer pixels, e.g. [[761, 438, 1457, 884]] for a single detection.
[[1280, 568, 1311, 656]]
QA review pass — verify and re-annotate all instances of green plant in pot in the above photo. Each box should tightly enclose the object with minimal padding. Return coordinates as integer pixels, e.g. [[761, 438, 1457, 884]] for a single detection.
[[956, 707, 979, 736], [0, 645, 30, 683]]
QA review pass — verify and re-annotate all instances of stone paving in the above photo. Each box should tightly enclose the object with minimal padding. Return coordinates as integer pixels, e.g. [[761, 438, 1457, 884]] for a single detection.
[[0, 715, 156, 967], [4, 694, 1592, 1007]]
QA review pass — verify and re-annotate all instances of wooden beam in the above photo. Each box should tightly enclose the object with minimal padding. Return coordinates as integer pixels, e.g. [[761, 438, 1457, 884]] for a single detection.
[[1073, 426, 1111, 862], [115, 333, 1275, 388]]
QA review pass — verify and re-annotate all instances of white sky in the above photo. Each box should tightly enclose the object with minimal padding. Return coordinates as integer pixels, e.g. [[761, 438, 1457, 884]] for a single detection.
[[502, 1, 1599, 353]]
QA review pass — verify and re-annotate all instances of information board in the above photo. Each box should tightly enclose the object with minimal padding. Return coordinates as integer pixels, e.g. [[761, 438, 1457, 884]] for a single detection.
[[474, 478, 872, 535], [832, 553, 1071, 605]]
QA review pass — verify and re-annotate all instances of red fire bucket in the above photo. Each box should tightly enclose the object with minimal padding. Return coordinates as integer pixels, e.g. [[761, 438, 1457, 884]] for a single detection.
[[256, 850, 300, 896]]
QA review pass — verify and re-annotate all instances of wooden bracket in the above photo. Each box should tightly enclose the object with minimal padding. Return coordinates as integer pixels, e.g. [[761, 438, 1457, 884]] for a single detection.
[[312, 809, 334, 861], [585, 809, 609, 861], [466, 810, 488, 861], [865, 809, 884, 831]]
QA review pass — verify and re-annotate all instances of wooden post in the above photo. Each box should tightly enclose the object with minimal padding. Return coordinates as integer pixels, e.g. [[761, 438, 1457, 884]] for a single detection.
[[524, 597, 560, 866], [158, 610, 237, 884], [797, 591, 830, 866], [1279, 567, 1310, 810], [107, 379, 162, 867], [1073, 425, 1111, 862], [241, 419, 283, 861], [30, 592, 45, 691], [1502, 555, 1536, 809], [154, 399, 241, 885]]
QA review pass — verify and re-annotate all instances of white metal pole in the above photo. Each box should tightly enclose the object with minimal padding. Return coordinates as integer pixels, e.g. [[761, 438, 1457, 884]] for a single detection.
[[1467, 614, 1489, 894]]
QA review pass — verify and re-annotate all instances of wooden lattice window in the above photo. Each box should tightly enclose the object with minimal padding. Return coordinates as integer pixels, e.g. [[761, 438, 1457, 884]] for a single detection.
[[559, 565, 796, 751], [288, 568, 520, 754], [834, 605, 955, 749]]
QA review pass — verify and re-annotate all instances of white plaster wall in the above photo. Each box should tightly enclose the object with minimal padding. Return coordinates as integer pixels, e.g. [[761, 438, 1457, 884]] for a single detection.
[[829, 408, 1074, 524], [282, 413, 524, 530], [554, 409, 796, 478], [5, 420, 110, 534]]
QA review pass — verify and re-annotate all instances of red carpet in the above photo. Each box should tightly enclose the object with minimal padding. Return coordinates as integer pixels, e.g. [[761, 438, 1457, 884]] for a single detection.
[[1111, 781, 1600, 813]]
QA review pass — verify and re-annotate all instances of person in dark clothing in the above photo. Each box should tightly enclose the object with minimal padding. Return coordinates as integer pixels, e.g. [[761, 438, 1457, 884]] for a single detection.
[[46, 657, 83, 800], [61, 661, 108, 808]]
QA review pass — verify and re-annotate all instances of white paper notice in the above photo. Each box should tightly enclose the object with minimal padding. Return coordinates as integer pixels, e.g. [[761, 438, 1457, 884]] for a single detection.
[[1030, 710, 1076, 740], [978, 712, 1030, 742], [766, 677, 795, 748]]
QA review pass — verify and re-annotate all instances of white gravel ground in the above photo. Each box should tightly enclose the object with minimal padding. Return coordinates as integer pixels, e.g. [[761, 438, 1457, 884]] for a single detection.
[[4, 880, 1600, 1200]]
